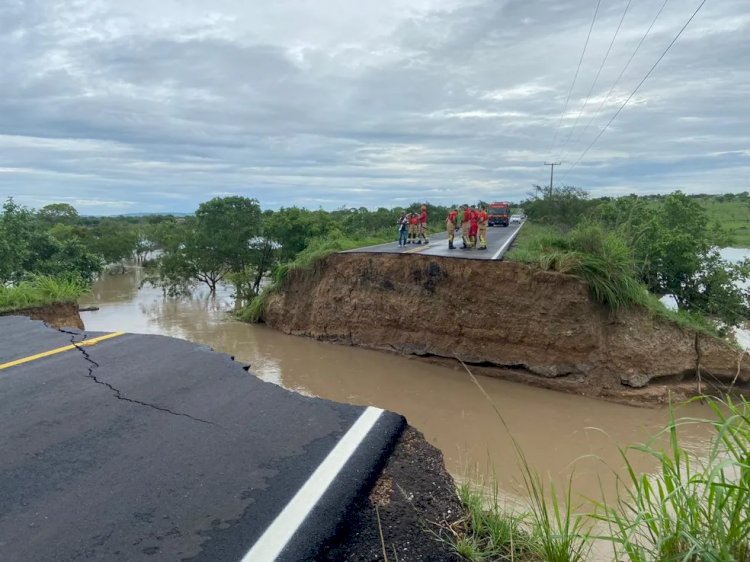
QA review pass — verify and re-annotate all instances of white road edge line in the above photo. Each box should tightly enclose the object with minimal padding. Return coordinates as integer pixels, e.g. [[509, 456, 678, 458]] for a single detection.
[[491, 222, 525, 261], [241, 406, 385, 562]]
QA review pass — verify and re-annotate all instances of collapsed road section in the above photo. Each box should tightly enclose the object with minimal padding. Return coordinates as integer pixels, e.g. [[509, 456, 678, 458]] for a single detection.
[[0, 315, 405, 561]]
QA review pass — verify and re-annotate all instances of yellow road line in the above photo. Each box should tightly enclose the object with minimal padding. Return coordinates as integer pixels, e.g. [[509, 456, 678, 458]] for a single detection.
[[0, 332, 125, 371], [403, 244, 431, 254]]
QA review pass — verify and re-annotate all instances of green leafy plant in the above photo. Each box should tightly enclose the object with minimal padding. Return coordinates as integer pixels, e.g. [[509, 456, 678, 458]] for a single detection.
[[0, 275, 89, 312], [595, 397, 750, 562]]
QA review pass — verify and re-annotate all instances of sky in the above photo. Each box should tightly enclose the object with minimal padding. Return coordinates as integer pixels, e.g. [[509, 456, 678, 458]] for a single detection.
[[0, 0, 748, 214]]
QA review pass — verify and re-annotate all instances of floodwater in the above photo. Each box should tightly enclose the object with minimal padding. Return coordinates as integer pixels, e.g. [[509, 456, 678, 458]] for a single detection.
[[80, 267, 715, 505]]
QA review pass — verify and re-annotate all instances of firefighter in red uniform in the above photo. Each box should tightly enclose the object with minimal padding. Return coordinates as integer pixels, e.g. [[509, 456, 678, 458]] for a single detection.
[[468, 206, 479, 249], [460, 205, 472, 249], [408, 213, 418, 243], [446, 208, 458, 249], [478, 207, 489, 250], [417, 205, 429, 244]]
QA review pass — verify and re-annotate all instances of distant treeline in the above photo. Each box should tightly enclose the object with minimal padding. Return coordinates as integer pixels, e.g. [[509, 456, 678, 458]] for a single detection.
[[523, 189, 750, 246], [1, 191, 748, 326]]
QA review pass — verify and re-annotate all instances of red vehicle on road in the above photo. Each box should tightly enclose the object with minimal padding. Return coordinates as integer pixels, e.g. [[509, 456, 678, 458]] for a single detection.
[[488, 201, 510, 227]]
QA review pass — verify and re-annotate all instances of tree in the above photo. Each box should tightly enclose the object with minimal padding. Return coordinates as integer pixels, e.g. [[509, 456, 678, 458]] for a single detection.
[[87, 219, 138, 266], [0, 198, 102, 283], [263, 207, 333, 260], [522, 186, 595, 228], [150, 197, 263, 295], [600, 192, 750, 328], [38, 203, 79, 225]]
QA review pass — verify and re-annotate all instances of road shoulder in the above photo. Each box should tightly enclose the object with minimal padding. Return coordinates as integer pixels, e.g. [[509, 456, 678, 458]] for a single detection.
[[318, 426, 462, 561]]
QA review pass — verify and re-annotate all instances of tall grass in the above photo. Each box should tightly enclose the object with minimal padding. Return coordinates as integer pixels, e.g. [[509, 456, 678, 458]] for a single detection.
[[237, 232, 391, 323], [452, 360, 593, 562], [507, 222, 725, 340], [596, 397, 750, 562], [453, 479, 536, 561], [452, 361, 750, 562], [0, 275, 89, 312], [508, 221, 647, 311]]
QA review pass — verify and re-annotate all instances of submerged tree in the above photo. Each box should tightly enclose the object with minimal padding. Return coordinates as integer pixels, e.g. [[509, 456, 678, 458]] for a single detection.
[[149, 196, 264, 295]]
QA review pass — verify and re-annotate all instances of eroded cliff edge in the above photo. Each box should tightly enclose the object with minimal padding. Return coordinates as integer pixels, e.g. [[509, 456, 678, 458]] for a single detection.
[[264, 253, 750, 404], [0, 302, 84, 331]]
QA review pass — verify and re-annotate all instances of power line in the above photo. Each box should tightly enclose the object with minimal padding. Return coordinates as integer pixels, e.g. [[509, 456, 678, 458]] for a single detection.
[[564, 0, 671, 163], [548, 0, 602, 156], [557, 0, 633, 163], [559, 0, 707, 185]]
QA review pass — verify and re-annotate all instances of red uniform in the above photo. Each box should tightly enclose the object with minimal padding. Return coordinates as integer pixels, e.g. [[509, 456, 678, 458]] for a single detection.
[[448, 210, 458, 224], [469, 215, 478, 237], [419, 210, 427, 225]]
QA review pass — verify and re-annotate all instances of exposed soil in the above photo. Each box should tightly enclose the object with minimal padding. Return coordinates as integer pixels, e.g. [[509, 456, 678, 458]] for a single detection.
[[1, 302, 84, 330], [319, 426, 462, 562], [264, 253, 750, 404]]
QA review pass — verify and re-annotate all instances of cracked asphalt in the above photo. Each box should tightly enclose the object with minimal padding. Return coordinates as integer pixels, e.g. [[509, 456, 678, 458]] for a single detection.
[[0, 316, 405, 561]]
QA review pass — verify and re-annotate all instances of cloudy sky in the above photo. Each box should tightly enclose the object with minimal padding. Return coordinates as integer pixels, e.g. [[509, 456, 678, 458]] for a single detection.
[[1, 0, 748, 214]]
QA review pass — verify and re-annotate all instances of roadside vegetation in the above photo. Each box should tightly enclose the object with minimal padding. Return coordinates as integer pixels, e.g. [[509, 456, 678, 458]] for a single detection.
[[449, 395, 750, 562], [509, 189, 749, 337], [2, 190, 747, 328], [0, 276, 89, 313]]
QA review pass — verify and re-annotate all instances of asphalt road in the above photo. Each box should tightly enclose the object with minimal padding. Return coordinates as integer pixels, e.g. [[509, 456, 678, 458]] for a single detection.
[[345, 222, 524, 260], [0, 316, 404, 562]]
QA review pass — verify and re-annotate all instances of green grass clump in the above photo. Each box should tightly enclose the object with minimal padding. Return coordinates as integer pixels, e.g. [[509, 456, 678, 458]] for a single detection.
[[288, 232, 392, 270], [0, 275, 89, 313], [236, 232, 391, 323], [453, 479, 536, 561], [236, 287, 274, 323], [596, 397, 750, 562], [508, 221, 647, 311]]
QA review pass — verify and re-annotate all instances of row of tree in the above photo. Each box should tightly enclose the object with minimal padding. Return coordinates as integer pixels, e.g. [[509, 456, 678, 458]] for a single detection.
[[2, 192, 747, 330]]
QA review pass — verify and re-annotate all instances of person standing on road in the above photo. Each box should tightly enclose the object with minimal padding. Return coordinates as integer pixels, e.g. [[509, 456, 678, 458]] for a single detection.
[[468, 206, 479, 249], [446, 208, 458, 249], [408, 213, 418, 244], [417, 205, 429, 244], [478, 207, 489, 250], [398, 213, 408, 246], [460, 205, 471, 249]]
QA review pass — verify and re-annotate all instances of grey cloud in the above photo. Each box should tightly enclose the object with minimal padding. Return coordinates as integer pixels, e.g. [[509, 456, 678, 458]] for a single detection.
[[0, 0, 747, 214]]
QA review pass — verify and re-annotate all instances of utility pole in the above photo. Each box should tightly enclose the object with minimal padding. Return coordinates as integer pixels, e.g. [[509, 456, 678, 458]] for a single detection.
[[544, 162, 560, 198]]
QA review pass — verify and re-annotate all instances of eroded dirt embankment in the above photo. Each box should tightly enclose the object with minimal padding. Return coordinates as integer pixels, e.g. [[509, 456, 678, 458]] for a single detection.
[[0, 302, 84, 330], [264, 253, 750, 404]]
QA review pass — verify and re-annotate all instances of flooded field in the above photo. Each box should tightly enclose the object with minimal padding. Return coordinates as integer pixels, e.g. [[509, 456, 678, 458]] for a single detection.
[[80, 267, 715, 504]]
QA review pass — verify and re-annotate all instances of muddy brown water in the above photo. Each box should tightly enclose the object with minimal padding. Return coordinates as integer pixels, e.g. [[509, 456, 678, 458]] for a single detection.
[[80, 267, 714, 505]]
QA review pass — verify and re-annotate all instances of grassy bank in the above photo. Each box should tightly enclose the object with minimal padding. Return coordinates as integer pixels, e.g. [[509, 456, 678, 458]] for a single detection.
[[506, 223, 720, 337], [0, 276, 89, 313], [450, 396, 750, 561], [237, 232, 392, 322]]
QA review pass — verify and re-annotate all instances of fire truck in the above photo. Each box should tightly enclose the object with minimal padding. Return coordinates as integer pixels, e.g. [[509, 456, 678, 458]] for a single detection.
[[488, 201, 510, 227]]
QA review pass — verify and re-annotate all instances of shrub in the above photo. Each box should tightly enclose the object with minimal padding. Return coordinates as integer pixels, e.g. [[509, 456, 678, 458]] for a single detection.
[[0, 275, 89, 312]]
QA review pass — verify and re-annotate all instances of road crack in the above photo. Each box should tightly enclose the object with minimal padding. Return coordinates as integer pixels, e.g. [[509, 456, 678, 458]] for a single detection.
[[70, 334, 215, 426]]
